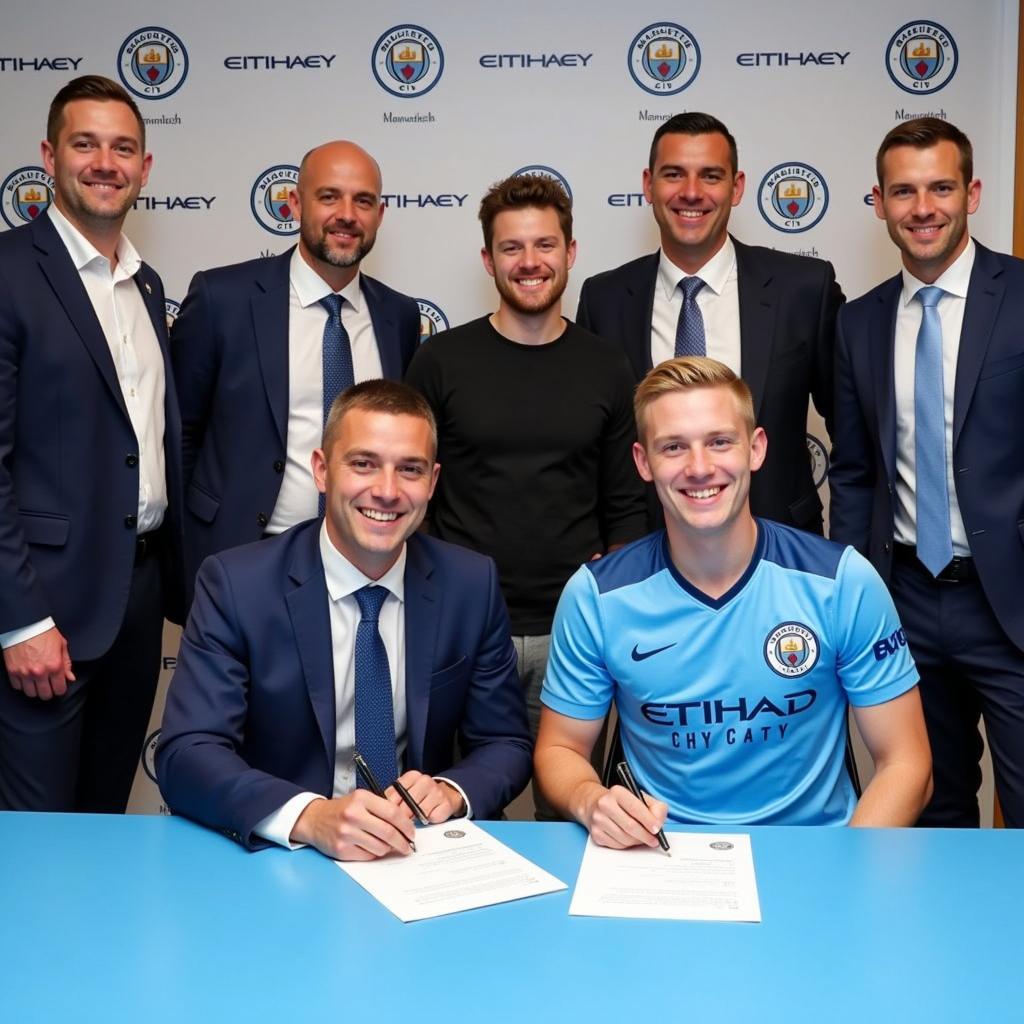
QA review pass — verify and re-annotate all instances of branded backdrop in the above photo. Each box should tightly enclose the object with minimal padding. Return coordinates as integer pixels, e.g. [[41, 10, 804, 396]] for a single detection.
[[1, 0, 1016, 816]]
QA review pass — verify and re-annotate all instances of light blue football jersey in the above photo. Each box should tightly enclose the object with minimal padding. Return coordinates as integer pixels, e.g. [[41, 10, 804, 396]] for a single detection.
[[542, 521, 918, 825]]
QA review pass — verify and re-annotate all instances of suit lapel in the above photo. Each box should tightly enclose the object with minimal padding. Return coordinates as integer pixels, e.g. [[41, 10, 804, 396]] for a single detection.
[[251, 251, 293, 448], [875, 278, 902, 486], [362, 275, 403, 379], [402, 536, 438, 771], [31, 215, 129, 420], [621, 254, 659, 377], [285, 525, 336, 777], [733, 240, 777, 421], [953, 243, 1004, 449]]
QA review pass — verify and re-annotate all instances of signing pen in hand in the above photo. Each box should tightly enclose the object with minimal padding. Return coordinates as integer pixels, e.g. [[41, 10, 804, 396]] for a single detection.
[[353, 750, 417, 852], [616, 760, 671, 856]]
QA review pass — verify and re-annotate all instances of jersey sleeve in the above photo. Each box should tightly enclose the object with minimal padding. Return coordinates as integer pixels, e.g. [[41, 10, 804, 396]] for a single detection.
[[833, 547, 919, 707], [540, 565, 614, 720]]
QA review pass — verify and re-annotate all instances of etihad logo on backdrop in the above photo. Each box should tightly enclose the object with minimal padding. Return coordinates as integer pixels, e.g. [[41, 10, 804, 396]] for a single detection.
[[416, 299, 449, 343], [627, 22, 701, 95], [479, 52, 593, 69], [886, 21, 958, 94], [758, 163, 829, 233], [607, 192, 651, 207], [1, 167, 54, 229], [511, 164, 573, 201], [224, 54, 336, 70], [372, 25, 444, 98], [133, 195, 215, 211], [736, 50, 850, 68], [381, 193, 468, 208], [0, 56, 83, 72], [117, 26, 189, 99], [250, 164, 300, 235]]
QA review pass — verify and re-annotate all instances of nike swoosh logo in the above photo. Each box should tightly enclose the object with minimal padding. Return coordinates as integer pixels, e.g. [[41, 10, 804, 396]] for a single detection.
[[631, 642, 677, 662]]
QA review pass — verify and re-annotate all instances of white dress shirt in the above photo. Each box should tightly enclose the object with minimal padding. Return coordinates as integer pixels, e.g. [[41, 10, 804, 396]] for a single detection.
[[0, 206, 166, 650], [651, 237, 742, 373], [892, 238, 974, 556], [255, 524, 468, 848], [265, 250, 384, 533]]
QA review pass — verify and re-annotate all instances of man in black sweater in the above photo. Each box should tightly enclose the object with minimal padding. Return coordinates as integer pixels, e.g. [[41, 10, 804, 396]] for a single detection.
[[405, 175, 647, 817]]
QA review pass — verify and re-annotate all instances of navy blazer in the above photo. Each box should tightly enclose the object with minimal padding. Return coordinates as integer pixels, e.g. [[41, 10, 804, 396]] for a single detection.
[[156, 524, 532, 849], [829, 241, 1024, 651], [0, 213, 184, 658], [171, 249, 420, 590], [576, 239, 842, 532]]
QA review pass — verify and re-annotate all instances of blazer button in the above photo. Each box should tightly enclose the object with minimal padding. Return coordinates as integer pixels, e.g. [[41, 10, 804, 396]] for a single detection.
[[883, 542, 891, 553], [126, 453, 139, 467], [273, 460, 285, 473], [256, 512, 268, 528], [124, 514, 137, 528]]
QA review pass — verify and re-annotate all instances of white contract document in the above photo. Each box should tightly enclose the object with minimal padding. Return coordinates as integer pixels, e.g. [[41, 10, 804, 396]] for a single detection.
[[569, 832, 761, 922], [336, 820, 567, 922]]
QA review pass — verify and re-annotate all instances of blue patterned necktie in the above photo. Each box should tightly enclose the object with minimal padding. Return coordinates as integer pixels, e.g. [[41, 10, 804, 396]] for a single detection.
[[913, 285, 953, 576], [319, 294, 354, 515], [674, 276, 707, 358], [353, 585, 398, 789]]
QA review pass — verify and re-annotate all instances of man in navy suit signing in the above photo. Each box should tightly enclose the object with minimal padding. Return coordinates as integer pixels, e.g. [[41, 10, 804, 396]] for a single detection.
[[830, 118, 1024, 828], [157, 380, 531, 858], [0, 75, 183, 812], [172, 141, 420, 595]]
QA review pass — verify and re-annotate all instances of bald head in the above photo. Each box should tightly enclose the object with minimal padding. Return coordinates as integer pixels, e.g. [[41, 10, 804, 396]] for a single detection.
[[291, 141, 385, 289]]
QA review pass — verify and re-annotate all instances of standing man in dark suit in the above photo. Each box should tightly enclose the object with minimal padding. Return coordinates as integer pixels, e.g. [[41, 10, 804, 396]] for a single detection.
[[830, 118, 1024, 828], [577, 112, 842, 533], [0, 75, 183, 812], [157, 381, 531, 857], [172, 141, 420, 593]]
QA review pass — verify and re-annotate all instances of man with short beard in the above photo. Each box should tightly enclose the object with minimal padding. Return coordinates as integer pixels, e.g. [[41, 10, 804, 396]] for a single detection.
[[173, 141, 419, 595], [405, 175, 647, 818]]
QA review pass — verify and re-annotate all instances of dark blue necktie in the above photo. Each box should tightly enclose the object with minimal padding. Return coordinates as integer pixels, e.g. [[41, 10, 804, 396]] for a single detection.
[[913, 285, 953, 577], [319, 294, 354, 515], [353, 585, 398, 789], [674, 276, 707, 358]]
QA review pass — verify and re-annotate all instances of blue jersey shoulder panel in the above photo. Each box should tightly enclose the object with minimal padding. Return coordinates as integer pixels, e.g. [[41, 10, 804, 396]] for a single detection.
[[759, 519, 846, 581]]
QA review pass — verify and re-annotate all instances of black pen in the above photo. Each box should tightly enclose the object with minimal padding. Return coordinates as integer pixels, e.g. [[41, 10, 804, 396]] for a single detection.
[[392, 778, 430, 826], [616, 760, 671, 856], [353, 751, 416, 852]]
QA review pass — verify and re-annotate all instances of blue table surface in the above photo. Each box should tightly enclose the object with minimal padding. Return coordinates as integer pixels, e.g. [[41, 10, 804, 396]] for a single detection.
[[0, 814, 1020, 1022]]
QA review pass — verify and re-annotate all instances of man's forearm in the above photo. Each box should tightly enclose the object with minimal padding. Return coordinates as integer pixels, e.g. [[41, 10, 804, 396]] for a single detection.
[[534, 742, 605, 826], [850, 761, 933, 827]]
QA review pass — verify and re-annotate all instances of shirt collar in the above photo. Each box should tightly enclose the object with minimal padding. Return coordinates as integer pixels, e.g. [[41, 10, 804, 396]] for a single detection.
[[657, 236, 735, 300], [290, 246, 363, 313], [900, 237, 975, 306], [47, 204, 141, 277], [319, 519, 406, 604]]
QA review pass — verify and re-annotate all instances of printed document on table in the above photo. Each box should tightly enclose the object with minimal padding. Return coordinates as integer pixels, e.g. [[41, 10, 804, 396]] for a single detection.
[[569, 832, 761, 922], [336, 820, 566, 922]]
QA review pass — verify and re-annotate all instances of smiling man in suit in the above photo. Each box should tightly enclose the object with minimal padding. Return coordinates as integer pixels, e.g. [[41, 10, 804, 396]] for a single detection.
[[157, 380, 531, 857], [0, 75, 183, 812], [172, 140, 420, 596], [576, 112, 843, 534], [830, 118, 1024, 828]]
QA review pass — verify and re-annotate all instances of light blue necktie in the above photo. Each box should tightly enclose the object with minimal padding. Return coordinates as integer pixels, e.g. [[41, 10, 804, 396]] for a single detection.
[[913, 286, 953, 576], [353, 585, 398, 789], [674, 276, 707, 358], [319, 294, 354, 515]]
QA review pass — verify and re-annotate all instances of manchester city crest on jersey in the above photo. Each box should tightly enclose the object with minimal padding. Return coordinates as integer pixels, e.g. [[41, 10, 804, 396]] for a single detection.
[[758, 163, 829, 233], [416, 298, 449, 343], [764, 622, 820, 677], [627, 22, 701, 95], [372, 25, 444, 98], [117, 27, 189, 99], [510, 165, 573, 202], [1, 166, 54, 228], [885, 21, 958, 95], [250, 164, 300, 235]]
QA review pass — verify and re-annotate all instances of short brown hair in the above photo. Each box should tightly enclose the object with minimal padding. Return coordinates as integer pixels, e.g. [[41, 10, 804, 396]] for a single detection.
[[649, 112, 738, 175], [47, 75, 146, 150], [634, 357, 755, 442], [478, 173, 573, 251], [876, 117, 973, 187], [322, 379, 437, 456]]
